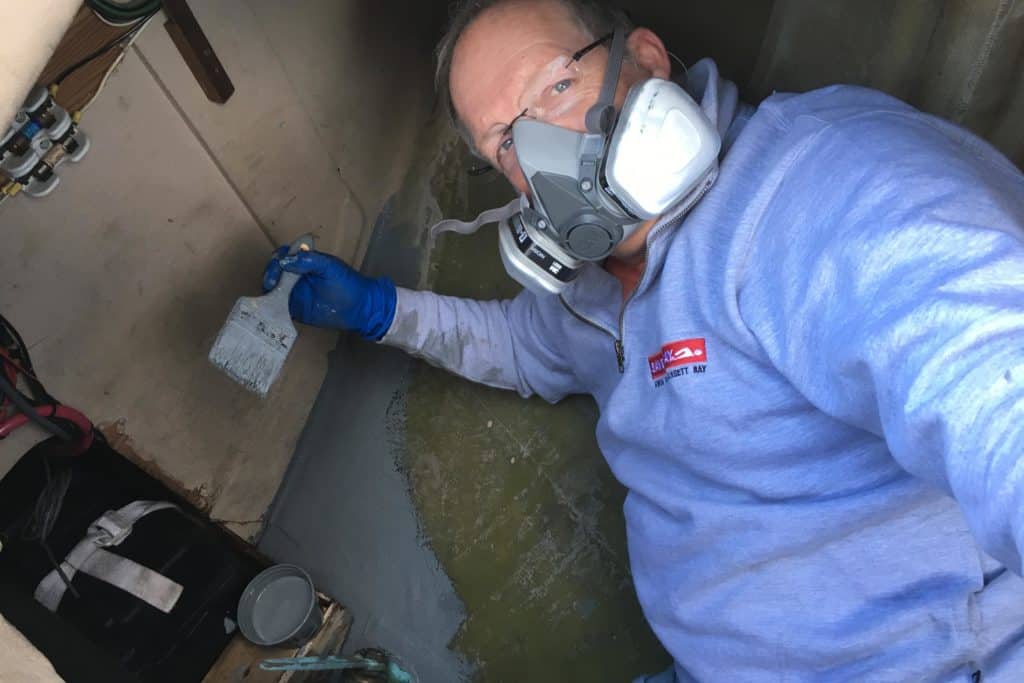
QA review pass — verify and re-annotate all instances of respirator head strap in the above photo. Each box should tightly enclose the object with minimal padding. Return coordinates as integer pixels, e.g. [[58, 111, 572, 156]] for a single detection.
[[428, 197, 522, 243], [584, 27, 627, 135]]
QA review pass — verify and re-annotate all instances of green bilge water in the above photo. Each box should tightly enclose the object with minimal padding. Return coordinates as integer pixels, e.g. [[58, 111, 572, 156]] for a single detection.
[[401, 167, 670, 681]]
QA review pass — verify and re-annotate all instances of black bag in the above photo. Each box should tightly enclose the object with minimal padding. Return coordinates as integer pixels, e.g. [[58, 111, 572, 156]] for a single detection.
[[0, 434, 265, 682]]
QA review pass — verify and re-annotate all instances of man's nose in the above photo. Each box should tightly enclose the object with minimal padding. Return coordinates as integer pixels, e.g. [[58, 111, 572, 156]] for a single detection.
[[507, 157, 529, 197], [495, 148, 529, 196]]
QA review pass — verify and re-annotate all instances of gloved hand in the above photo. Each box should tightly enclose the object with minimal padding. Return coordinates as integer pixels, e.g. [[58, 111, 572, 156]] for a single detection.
[[262, 246, 397, 340]]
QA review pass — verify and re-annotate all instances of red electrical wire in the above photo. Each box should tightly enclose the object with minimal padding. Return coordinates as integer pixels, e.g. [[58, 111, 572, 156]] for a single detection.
[[0, 404, 93, 447], [0, 349, 93, 455]]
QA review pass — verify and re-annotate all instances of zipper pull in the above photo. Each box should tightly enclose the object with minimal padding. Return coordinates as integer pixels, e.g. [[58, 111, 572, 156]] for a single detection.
[[614, 339, 625, 373]]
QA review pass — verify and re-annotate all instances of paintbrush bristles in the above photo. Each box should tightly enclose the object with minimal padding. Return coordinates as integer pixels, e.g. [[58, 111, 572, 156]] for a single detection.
[[209, 295, 298, 397], [209, 234, 312, 397]]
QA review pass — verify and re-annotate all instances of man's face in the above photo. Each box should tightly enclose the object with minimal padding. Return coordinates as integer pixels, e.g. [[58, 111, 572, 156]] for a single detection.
[[449, 0, 659, 195]]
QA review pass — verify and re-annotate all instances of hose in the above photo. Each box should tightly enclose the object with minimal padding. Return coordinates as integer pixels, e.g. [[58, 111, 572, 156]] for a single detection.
[[0, 373, 71, 442], [86, 0, 160, 25]]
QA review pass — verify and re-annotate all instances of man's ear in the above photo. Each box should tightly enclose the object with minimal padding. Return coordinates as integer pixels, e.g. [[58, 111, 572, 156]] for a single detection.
[[626, 27, 671, 80]]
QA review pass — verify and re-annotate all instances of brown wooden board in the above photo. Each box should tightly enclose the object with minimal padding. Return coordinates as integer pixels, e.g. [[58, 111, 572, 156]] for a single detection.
[[35, 5, 145, 114], [162, 0, 235, 103], [202, 598, 352, 683]]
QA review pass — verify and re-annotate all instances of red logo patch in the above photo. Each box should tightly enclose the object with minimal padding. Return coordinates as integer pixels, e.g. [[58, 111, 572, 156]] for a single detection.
[[648, 338, 707, 379]]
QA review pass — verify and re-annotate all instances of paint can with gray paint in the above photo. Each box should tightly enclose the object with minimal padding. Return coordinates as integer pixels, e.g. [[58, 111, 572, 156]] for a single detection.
[[237, 564, 322, 647]]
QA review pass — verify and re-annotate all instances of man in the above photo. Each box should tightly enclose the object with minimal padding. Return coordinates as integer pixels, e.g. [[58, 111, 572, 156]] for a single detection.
[[263, 0, 1024, 680]]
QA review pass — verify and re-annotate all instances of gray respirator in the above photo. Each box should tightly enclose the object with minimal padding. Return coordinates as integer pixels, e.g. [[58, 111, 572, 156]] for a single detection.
[[432, 28, 722, 295]]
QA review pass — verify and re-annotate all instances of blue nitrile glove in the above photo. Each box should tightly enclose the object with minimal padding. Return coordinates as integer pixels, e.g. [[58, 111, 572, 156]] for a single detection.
[[262, 246, 397, 340]]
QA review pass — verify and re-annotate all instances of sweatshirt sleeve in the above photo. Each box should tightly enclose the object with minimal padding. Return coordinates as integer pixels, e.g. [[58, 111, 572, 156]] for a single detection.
[[741, 110, 1024, 572], [380, 286, 583, 402]]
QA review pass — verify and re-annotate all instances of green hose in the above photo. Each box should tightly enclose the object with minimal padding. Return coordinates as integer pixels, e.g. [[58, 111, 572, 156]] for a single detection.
[[86, 0, 161, 24]]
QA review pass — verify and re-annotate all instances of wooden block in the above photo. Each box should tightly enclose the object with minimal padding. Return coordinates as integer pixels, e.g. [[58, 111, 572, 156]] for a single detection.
[[162, 0, 235, 104], [36, 5, 141, 114], [202, 596, 352, 683]]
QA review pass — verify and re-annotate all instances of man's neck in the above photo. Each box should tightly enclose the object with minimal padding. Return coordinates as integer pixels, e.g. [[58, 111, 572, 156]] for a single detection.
[[604, 255, 645, 302], [603, 215, 658, 301]]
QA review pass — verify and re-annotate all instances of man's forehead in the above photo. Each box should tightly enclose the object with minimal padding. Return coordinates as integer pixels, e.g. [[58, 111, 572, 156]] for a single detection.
[[449, 0, 590, 141]]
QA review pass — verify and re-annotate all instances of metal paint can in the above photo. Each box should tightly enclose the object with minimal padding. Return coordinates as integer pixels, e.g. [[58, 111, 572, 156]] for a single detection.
[[238, 564, 322, 647]]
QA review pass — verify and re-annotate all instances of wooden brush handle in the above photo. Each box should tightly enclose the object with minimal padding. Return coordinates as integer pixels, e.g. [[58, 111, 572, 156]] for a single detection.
[[269, 233, 316, 300], [288, 233, 316, 255]]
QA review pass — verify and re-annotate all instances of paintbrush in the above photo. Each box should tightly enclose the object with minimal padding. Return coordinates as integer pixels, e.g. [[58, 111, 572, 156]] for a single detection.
[[209, 233, 314, 397]]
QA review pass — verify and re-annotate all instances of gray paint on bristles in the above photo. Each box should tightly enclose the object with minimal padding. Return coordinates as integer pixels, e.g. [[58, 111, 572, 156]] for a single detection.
[[209, 234, 314, 397]]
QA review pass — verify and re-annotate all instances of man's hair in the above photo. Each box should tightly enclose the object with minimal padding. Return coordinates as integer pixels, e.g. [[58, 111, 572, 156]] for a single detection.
[[434, 0, 634, 155]]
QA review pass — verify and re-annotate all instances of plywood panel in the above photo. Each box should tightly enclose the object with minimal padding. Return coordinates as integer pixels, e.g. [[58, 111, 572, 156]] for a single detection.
[[0, 53, 336, 538], [37, 5, 149, 114]]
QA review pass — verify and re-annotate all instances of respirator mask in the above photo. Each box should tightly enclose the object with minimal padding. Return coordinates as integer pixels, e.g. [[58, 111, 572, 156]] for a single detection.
[[431, 27, 722, 295]]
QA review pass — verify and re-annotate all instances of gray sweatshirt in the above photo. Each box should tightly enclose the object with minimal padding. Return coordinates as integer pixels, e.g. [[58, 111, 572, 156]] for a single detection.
[[384, 60, 1024, 681]]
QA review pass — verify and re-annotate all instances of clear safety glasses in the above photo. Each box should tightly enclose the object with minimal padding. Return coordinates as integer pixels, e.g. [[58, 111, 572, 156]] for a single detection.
[[494, 33, 614, 176]]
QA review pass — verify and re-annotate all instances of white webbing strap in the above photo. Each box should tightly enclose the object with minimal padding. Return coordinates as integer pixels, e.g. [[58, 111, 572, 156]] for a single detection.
[[34, 500, 183, 614], [428, 196, 522, 242], [77, 548, 184, 613]]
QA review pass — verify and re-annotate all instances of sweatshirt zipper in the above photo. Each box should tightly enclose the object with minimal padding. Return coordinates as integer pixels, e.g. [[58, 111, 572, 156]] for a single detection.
[[615, 296, 635, 374], [561, 170, 718, 374], [612, 172, 717, 373], [559, 297, 623, 370]]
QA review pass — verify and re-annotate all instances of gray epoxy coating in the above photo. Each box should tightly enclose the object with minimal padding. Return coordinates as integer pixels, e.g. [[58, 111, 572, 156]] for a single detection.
[[259, 198, 471, 682]]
